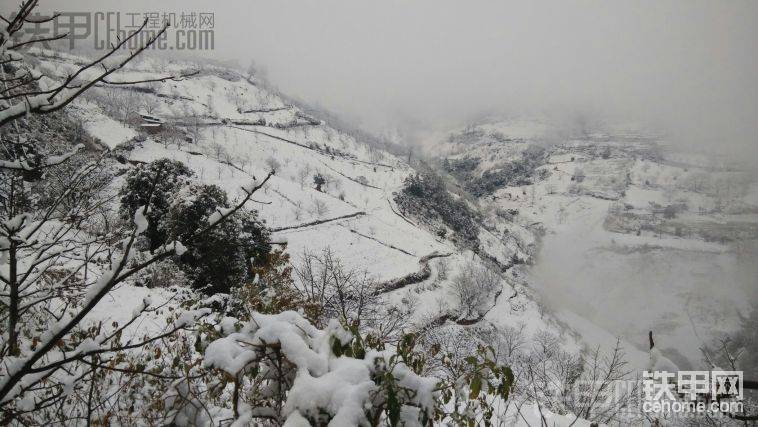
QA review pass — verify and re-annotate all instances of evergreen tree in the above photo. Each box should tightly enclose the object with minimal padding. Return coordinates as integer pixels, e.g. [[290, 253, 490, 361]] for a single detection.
[[166, 183, 271, 294], [119, 158, 194, 250]]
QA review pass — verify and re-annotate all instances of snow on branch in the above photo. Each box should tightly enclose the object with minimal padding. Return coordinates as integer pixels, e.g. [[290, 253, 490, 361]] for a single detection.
[[134, 206, 149, 235], [101, 70, 200, 86], [0, 12, 171, 127], [0, 144, 83, 171], [0, 160, 273, 405], [204, 311, 439, 425]]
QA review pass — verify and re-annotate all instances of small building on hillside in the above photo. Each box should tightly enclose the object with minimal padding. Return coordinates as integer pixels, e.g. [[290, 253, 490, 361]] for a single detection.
[[139, 113, 164, 134]]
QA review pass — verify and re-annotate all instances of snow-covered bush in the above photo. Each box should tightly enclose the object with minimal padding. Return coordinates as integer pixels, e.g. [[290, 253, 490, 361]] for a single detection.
[[134, 257, 188, 288], [202, 310, 514, 426], [450, 262, 501, 319], [230, 250, 320, 322], [119, 160, 272, 294], [313, 173, 326, 192], [395, 168, 480, 248], [166, 182, 271, 294], [120, 158, 195, 250]]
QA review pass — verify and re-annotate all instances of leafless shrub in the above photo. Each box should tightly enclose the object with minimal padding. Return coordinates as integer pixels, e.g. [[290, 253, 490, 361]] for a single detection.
[[450, 261, 500, 318], [297, 166, 310, 189], [513, 332, 638, 425], [292, 248, 377, 326], [207, 142, 227, 161], [265, 156, 281, 172], [312, 198, 329, 217], [498, 323, 527, 363], [292, 248, 409, 342], [141, 95, 160, 115], [435, 259, 448, 281]]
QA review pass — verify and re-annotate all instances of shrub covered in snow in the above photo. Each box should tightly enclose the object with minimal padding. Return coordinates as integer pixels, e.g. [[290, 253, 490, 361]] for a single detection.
[[201, 310, 514, 426], [120, 158, 194, 250], [120, 159, 271, 294], [450, 261, 501, 319], [313, 173, 326, 192], [467, 146, 548, 196], [133, 257, 188, 288], [166, 182, 271, 294], [230, 250, 320, 322], [394, 168, 480, 248]]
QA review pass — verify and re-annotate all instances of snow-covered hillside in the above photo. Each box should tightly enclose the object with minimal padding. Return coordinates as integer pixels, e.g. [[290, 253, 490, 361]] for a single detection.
[[31, 50, 438, 282], [6, 0, 757, 420], [25, 43, 758, 424], [429, 117, 758, 370], [14, 48, 631, 424]]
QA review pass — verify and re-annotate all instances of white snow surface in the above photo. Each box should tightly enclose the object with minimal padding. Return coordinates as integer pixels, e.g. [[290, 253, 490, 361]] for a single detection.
[[24, 50, 741, 425], [436, 117, 758, 370]]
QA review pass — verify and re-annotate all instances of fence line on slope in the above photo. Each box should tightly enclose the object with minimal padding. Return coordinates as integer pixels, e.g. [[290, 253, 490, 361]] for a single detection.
[[271, 211, 366, 232]]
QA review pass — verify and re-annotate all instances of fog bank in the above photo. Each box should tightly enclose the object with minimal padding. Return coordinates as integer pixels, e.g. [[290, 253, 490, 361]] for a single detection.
[[41, 0, 758, 157]]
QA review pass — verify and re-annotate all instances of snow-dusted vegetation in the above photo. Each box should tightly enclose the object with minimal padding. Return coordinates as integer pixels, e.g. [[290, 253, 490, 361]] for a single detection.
[[2, 1, 757, 425]]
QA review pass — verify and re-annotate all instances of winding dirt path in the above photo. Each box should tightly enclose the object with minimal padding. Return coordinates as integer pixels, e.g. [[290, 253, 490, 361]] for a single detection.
[[375, 251, 453, 295]]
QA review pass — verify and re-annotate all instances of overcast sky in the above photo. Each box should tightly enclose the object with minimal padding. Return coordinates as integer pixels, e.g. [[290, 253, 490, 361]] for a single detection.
[[31, 1, 758, 155]]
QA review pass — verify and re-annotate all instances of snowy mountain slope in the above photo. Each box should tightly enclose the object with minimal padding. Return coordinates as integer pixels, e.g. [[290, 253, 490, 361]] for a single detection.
[[23, 48, 696, 424], [430, 117, 758, 369], [20, 62, 695, 427], [25, 50, 588, 370]]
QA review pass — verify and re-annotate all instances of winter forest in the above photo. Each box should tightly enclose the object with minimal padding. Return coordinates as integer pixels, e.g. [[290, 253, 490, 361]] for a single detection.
[[1, 1, 757, 425]]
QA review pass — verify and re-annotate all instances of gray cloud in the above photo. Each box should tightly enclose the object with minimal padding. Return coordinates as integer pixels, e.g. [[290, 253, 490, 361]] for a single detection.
[[36, 0, 758, 157]]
